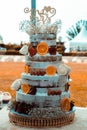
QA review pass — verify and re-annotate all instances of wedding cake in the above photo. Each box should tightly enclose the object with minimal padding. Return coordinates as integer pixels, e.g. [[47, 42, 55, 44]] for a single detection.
[[8, 6, 75, 128]]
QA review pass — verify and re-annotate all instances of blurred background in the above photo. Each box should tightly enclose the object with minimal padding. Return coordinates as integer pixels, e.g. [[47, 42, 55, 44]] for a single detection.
[[0, 0, 87, 54]]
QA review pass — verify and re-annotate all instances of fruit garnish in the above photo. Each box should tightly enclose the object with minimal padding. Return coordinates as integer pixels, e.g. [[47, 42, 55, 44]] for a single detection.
[[21, 84, 31, 94], [37, 42, 48, 55], [25, 65, 30, 74], [61, 97, 71, 112], [49, 46, 56, 55], [46, 65, 56, 76], [29, 47, 37, 57]]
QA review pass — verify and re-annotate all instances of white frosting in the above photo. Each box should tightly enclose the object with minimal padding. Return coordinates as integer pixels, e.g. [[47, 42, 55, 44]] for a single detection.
[[25, 53, 62, 61], [21, 72, 69, 87], [19, 45, 28, 55], [30, 52, 61, 58], [11, 79, 22, 91], [58, 75, 68, 87], [22, 79, 58, 87], [58, 64, 71, 75], [26, 60, 63, 68], [16, 89, 70, 107], [21, 73, 59, 82], [39, 39, 56, 46], [30, 34, 56, 42]]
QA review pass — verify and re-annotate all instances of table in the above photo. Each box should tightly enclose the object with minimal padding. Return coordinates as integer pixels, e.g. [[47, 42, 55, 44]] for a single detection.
[[0, 106, 87, 130]]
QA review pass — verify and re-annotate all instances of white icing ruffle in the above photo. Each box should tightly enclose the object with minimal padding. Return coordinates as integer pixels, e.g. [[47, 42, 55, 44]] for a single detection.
[[11, 79, 22, 91], [16, 89, 69, 106], [19, 45, 28, 55], [26, 61, 60, 68], [22, 79, 58, 87], [25, 53, 62, 62], [21, 73, 59, 82], [57, 64, 71, 75]]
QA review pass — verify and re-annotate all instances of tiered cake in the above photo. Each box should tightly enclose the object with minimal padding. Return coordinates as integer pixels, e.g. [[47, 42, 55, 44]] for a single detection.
[[8, 6, 75, 128]]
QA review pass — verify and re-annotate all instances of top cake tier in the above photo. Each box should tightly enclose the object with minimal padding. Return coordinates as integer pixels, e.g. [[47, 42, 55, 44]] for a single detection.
[[30, 33, 56, 43], [28, 33, 58, 59], [19, 18, 61, 56], [20, 32, 60, 61]]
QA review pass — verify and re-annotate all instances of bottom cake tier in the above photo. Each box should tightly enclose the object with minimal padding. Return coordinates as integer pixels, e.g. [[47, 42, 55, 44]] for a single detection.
[[9, 107, 75, 128]]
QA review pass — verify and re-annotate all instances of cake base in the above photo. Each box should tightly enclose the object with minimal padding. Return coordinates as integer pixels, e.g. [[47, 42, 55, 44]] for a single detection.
[[9, 108, 75, 128]]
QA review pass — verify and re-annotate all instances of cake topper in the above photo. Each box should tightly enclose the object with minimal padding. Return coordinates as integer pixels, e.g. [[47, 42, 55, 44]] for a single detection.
[[19, 6, 62, 35], [24, 6, 56, 24]]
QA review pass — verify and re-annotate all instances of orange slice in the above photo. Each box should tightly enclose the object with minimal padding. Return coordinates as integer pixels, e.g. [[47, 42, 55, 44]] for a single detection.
[[25, 65, 30, 74], [21, 84, 30, 94], [37, 42, 48, 55], [61, 97, 71, 112], [46, 65, 56, 76]]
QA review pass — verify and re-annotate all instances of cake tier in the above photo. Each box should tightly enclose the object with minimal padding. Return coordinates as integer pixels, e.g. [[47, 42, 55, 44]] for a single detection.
[[25, 53, 62, 62], [30, 33, 56, 43], [25, 61, 63, 76], [22, 73, 68, 88], [26, 60, 63, 68], [16, 89, 70, 107], [9, 107, 75, 128], [22, 73, 59, 82], [22, 78, 58, 87], [31, 39, 56, 46]]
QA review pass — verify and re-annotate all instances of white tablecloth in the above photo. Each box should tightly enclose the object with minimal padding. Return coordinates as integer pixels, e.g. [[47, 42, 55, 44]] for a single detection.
[[0, 106, 87, 130]]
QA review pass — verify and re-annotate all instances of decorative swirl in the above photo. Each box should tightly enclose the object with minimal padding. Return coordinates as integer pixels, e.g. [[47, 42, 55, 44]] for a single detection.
[[24, 7, 30, 13], [44, 7, 56, 23], [19, 6, 62, 35], [24, 6, 56, 24], [50, 7, 56, 18]]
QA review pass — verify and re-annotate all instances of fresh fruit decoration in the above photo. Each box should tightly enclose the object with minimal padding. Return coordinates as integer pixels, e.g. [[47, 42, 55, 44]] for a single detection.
[[29, 47, 37, 57], [25, 65, 30, 74], [37, 42, 48, 55], [61, 97, 71, 112], [46, 65, 56, 76], [21, 84, 31, 94]]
